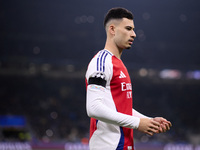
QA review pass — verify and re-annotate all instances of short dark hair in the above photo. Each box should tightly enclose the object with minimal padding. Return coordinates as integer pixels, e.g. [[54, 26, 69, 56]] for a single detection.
[[104, 7, 133, 28]]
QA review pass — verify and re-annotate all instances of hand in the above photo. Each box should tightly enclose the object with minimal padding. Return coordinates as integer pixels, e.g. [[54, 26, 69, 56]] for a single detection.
[[153, 117, 172, 133], [137, 118, 160, 136]]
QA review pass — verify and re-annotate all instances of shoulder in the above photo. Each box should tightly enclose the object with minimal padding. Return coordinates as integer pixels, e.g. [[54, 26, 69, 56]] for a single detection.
[[87, 50, 113, 71], [86, 50, 113, 81], [96, 49, 113, 72]]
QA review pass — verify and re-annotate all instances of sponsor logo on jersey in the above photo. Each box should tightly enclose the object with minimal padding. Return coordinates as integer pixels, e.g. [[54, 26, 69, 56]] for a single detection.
[[121, 82, 132, 91], [119, 71, 126, 78], [121, 82, 132, 99]]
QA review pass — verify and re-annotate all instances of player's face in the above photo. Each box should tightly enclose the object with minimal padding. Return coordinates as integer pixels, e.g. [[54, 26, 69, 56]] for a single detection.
[[114, 18, 136, 50]]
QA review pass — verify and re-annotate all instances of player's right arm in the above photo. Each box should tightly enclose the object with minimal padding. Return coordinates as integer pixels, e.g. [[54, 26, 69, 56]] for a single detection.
[[86, 83, 140, 129]]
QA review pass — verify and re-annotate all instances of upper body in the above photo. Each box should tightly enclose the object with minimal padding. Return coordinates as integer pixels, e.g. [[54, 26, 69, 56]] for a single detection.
[[85, 7, 172, 150], [86, 49, 141, 149]]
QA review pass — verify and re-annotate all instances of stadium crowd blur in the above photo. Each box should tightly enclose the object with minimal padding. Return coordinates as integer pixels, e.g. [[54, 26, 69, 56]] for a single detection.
[[1, 0, 200, 146], [0, 62, 200, 145]]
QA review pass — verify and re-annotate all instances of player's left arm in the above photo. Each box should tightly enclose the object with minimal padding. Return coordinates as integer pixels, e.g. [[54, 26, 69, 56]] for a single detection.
[[132, 109, 172, 133], [132, 108, 150, 119], [153, 117, 172, 133]]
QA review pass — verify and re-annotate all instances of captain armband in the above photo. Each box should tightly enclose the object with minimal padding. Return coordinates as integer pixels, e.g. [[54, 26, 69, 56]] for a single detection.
[[88, 72, 107, 87]]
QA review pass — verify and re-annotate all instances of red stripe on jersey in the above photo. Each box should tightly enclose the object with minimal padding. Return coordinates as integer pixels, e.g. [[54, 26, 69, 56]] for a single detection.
[[89, 118, 97, 139], [110, 56, 134, 149]]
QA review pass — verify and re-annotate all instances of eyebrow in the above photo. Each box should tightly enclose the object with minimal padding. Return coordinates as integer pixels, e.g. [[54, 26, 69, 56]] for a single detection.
[[125, 26, 135, 30]]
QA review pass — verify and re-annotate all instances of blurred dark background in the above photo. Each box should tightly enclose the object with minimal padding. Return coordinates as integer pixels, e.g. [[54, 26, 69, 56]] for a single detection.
[[0, 0, 200, 146]]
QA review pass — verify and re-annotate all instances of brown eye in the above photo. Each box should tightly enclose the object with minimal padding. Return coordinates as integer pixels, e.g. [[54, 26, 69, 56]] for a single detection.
[[126, 27, 132, 31], [125, 26, 133, 31]]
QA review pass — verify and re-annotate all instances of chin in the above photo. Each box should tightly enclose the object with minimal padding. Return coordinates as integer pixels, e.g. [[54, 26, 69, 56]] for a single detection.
[[124, 44, 132, 49], [125, 46, 131, 49]]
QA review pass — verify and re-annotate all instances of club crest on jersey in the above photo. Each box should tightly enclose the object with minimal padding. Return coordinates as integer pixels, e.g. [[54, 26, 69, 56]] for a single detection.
[[119, 71, 126, 78]]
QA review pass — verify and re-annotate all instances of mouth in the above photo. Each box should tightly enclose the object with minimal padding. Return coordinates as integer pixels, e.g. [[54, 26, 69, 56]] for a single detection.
[[128, 39, 134, 45]]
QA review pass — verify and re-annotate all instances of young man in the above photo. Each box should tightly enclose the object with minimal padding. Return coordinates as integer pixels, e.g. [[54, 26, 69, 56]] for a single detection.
[[85, 7, 172, 150]]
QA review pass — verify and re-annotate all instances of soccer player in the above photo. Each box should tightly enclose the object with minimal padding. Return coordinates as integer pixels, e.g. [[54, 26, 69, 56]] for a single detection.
[[85, 7, 172, 150]]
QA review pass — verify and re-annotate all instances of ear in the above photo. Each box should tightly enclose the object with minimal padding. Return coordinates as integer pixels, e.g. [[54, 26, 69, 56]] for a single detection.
[[108, 24, 115, 35]]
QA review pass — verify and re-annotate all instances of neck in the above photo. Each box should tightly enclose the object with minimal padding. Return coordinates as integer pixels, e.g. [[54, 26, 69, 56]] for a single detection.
[[104, 39, 123, 59]]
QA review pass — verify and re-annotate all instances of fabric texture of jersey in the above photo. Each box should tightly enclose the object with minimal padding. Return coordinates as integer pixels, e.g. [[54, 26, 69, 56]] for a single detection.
[[86, 49, 136, 150]]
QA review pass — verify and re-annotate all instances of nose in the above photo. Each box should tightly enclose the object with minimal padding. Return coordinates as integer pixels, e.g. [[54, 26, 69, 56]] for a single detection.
[[131, 30, 136, 38]]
